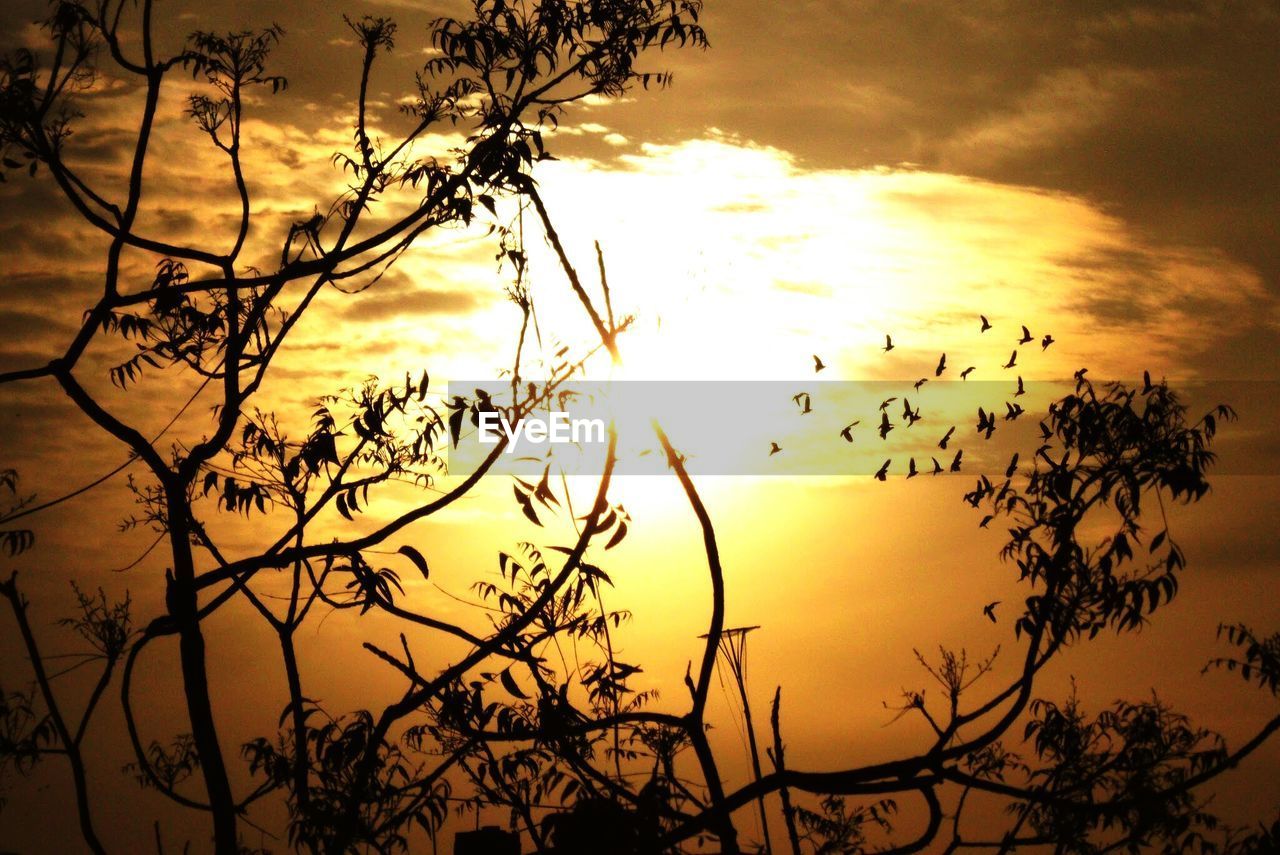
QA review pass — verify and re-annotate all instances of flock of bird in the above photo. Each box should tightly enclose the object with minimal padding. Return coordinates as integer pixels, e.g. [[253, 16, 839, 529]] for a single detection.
[[771, 314, 1058, 488], [770, 314, 1061, 624]]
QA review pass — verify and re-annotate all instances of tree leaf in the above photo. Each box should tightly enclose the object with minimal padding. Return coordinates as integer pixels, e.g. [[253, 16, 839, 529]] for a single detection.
[[398, 545, 430, 579]]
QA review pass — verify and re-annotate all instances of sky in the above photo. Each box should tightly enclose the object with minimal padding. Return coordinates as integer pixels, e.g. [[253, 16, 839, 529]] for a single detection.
[[1, 0, 1279, 851]]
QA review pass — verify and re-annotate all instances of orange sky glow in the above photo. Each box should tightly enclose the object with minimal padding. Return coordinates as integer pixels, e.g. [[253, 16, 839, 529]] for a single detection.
[[1, 1, 1278, 852]]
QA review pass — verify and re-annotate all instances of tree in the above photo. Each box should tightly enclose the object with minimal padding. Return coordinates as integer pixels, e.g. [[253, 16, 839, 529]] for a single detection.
[[1, 2, 1278, 854]]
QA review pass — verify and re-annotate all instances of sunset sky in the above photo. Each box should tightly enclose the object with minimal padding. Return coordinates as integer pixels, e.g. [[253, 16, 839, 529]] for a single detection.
[[1, 1, 1278, 851]]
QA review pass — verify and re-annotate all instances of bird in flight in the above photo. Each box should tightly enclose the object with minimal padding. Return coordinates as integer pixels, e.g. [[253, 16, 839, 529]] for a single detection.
[[980, 315, 992, 333], [1018, 325, 1033, 344], [1003, 350, 1018, 369], [1014, 375, 1025, 397], [879, 396, 898, 412], [902, 398, 921, 426], [935, 353, 947, 377], [1142, 370, 1153, 394], [813, 354, 826, 372], [1005, 401, 1025, 421], [977, 407, 996, 439], [1005, 452, 1020, 478], [914, 377, 929, 391], [1041, 334, 1054, 350], [950, 449, 963, 472], [983, 601, 1000, 623], [931, 457, 943, 475], [874, 459, 891, 481], [792, 392, 812, 414], [907, 457, 918, 479], [839, 420, 860, 442], [769, 442, 782, 456], [938, 425, 956, 449], [980, 514, 994, 528], [878, 411, 895, 440], [883, 334, 895, 352], [960, 366, 976, 380]]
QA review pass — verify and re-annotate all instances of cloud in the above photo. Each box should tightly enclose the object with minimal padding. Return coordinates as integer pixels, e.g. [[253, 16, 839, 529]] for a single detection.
[[340, 287, 483, 320]]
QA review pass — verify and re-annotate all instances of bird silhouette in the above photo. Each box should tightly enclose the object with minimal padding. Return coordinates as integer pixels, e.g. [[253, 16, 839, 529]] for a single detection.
[[874, 458, 891, 481], [1003, 350, 1018, 369], [879, 396, 898, 412], [977, 407, 996, 439], [769, 442, 782, 456], [914, 377, 928, 391], [839, 420, 860, 442], [968, 474, 994, 504], [950, 448, 963, 472], [1018, 325, 1033, 344], [1014, 375, 1025, 397], [1074, 367, 1089, 383], [960, 366, 976, 380], [935, 353, 947, 376], [980, 315, 992, 333], [813, 354, 826, 372], [792, 392, 812, 414], [1005, 401, 1024, 421], [878, 411, 895, 440], [902, 397, 921, 426], [931, 457, 943, 475], [1041, 334, 1054, 350], [907, 457, 918, 478], [1005, 452, 1019, 478], [983, 601, 1000, 623], [1142, 370, 1153, 394], [979, 514, 994, 528], [1039, 420, 1052, 440], [883, 334, 895, 352], [938, 425, 955, 449]]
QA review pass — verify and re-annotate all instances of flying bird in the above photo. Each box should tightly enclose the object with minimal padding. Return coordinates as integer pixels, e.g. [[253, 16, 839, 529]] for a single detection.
[[907, 457, 918, 478], [1142, 370, 1153, 394], [1014, 375, 1025, 397], [914, 377, 929, 391], [813, 354, 826, 372], [883, 334, 895, 352], [1041, 334, 1054, 350], [879, 396, 898, 412], [874, 459, 891, 481], [938, 425, 956, 449], [950, 448, 963, 472], [977, 407, 996, 439], [1039, 420, 1052, 440], [980, 315, 992, 333], [769, 442, 782, 456], [1003, 350, 1018, 369], [878, 411, 895, 440], [902, 397, 921, 425], [935, 353, 947, 377], [839, 421, 860, 442], [960, 366, 976, 380], [983, 601, 1000, 623], [979, 514, 994, 528], [1005, 401, 1025, 421], [792, 392, 812, 414], [931, 457, 943, 475], [1018, 325, 1033, 344], [1005, 452, 1020, 478]]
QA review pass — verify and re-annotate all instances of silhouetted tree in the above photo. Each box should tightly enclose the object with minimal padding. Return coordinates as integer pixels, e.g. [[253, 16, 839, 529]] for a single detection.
[[2, 2, 1279, 854]]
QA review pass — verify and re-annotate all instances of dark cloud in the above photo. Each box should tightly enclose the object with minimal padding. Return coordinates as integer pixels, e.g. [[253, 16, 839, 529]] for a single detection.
[[579, 1, 1280, 301], [341, 287, 483, 320]]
